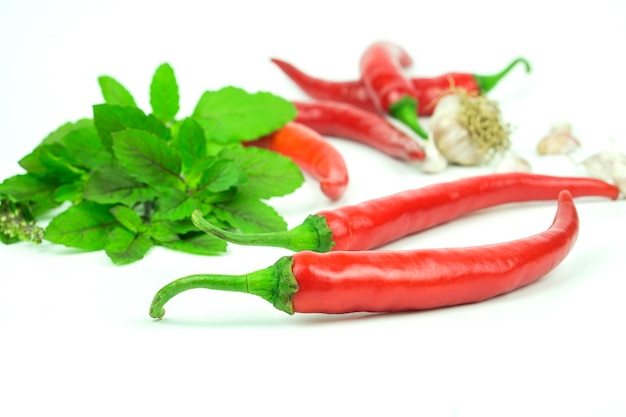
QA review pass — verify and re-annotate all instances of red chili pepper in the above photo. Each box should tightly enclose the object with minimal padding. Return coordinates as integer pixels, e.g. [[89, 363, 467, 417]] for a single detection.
[[270, 56, 531, 116], [149, 190, 578, 317], [245, 121, 349, 201], [359, 41, 428, 138], [190, 173, 620, 252], [293, 100, 426, 161], [271, 57, 379, 113]]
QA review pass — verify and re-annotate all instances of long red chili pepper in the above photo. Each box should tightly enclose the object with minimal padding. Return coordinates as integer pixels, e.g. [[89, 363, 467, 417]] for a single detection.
[[359, 41, 428, 138], [271, 57, 379, 113], [293, 100, 425, 161], [245, 121, 349, 201], [270, 56, 531, 116], [190, 173, 620, 252], [149, 190, 578, 317]]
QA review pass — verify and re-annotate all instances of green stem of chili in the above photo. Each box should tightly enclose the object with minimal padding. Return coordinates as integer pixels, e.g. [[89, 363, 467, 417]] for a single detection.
[[149, 256, 299, 319], [190, 210, 335, 252], [473, 57, 532, 94], [388, 96, 428, 139]]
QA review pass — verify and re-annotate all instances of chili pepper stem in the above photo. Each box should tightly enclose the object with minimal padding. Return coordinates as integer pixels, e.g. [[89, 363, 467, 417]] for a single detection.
[[191, 210, 335, 252], [149, 256, 299, 319], [388, 96, 428, 139], [473, 57, 532, 94]]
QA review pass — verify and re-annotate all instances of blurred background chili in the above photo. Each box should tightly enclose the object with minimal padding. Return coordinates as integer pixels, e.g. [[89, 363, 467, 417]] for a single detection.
[[293, 100, 425, 161], [244, 121, 349, 201], [271, 56, 531, 116], [359, 41, 428, 138]]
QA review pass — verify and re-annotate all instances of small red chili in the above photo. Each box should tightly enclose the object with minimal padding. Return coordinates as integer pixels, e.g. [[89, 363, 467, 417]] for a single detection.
[[293, 100, 426, 161], [190, 173, 620, 252], [245, 121, 349, 201], [359, 41, 428, 138], [149, 190, 578, 317], [270, 56, 531, 116]]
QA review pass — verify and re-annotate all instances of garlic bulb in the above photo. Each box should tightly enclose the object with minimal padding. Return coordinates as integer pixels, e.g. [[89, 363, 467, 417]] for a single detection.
[[537, 123, 580, 155], [429, 92, 511, 166]]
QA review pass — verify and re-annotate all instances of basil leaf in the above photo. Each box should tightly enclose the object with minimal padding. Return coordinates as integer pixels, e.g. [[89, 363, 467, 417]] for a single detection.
[[93, 104, 170, 149], [150, 63, 180, 123], [98, 75, 137, 107], [19, 122, 106, 175], [83, 161, 158, 206], [198, 158, 242, 193], [192, 86, 296, 142], [0, 174, 58, 203], [161, 233, 226, 256], [37, 145, 85, 182], [61, 125, 112, 170], [156, 188, 209, 221], [54, 182, 84, 204], [105, 226, 153, 265], [39, 119, 94, 146], [220, 146, 303, 199], [177, 117, 207, 175], [213, 196, 287, 233], [109, 205, 143, 233], [144, 220, 179, 243], [44, 202, 117, 251], [112, 129, 183, 190], [19, 143, 82, 180]]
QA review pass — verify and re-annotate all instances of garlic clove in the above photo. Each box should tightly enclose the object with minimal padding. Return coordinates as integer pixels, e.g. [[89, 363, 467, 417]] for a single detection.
[[582, 151, 626, 179], [581, 150, 626, 196], [537, 123, 581, 155], [494, 155, 532, 173]]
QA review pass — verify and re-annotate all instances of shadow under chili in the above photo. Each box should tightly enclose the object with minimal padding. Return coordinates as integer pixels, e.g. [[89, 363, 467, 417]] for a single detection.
[[145, 308, 446, 329]]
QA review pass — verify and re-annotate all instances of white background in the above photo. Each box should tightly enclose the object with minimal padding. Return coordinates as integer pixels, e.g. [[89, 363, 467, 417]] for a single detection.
[[1, 1, 625, 416]]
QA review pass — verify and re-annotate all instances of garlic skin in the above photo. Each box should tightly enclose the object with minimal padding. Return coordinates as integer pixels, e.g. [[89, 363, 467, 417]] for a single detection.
[[420, 136, 448, 174], [429, 95, 478, 165], [537, 123, 581, 155], [429, 93, 510, 166]]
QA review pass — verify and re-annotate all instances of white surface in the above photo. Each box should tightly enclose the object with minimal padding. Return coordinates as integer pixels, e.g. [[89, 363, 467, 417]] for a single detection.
[[1, 1, 625, 416]]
